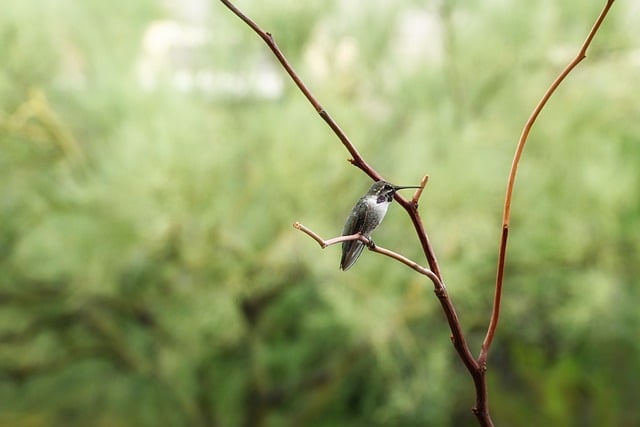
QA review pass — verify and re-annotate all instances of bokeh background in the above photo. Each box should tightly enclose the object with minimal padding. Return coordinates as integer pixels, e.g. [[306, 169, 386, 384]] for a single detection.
[[1, 0, 639, 426]]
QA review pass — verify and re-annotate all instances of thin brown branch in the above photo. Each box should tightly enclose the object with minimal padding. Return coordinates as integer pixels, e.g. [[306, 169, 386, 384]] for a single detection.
[[411, 175, 429, 204], [221, 0, 483, 423], [398, 188, 485, 412], [293, 222, 441, 284], [480, 0, 615, 365], [218, 0, 379, 181]]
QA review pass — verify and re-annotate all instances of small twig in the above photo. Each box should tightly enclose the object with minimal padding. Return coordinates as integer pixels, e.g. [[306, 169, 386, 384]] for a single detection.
[[294, 222, 370, 248], [480, 0, 616, 365], [293, 222, 441, 284], [410, 175, 429, 204]]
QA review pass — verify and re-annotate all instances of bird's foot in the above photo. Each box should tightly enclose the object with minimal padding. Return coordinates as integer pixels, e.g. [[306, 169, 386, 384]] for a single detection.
[[366, 238, 376, 249]]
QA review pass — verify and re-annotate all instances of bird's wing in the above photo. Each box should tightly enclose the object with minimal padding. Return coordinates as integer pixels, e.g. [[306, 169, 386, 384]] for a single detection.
[[340, 198, 369, 270]]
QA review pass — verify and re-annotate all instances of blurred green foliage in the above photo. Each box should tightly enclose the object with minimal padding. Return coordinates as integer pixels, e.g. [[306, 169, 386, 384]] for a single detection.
[[1, 0, 639, 426]]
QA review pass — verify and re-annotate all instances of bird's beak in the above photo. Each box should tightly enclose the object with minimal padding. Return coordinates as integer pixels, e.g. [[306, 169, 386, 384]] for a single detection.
[[393, 185, 423, 191]]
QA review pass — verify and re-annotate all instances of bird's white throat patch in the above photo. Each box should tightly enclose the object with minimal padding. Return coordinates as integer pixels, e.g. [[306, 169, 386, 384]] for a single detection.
[[365, 195, 390, 224]]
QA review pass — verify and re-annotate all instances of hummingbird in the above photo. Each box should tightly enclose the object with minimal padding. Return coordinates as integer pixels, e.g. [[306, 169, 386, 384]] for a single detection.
[[340, 180, 422, 270]]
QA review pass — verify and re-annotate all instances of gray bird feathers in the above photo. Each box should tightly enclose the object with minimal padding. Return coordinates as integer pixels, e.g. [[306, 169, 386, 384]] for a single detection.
[[340, 180, 420, 270]]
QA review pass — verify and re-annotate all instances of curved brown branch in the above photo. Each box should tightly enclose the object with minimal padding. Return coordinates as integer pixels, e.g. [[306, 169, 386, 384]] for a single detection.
[[480, 0, 616, 365], [293, 222, 441, 284]]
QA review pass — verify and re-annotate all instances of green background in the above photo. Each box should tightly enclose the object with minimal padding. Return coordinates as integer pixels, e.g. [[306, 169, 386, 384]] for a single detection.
[[1, 0, 638, 425]]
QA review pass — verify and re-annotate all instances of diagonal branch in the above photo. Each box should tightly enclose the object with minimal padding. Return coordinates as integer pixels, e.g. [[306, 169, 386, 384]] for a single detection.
[[220, 0, 482, 423], [479, 0, 616, 365], [293, 222, 441, 284], [219, 0, 378, 181]]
